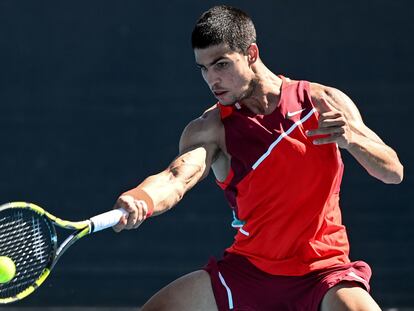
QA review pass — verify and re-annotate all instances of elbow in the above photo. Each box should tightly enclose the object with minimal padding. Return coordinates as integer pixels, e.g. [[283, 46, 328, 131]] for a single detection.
[[382, 163, 404, 184], [394, 164, 404, 184]]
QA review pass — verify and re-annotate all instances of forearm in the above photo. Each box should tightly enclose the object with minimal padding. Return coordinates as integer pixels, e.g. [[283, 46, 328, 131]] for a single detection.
[[138, 168, 201, 216], [347, 131, 403, 184], [128, 147, 207, 216]]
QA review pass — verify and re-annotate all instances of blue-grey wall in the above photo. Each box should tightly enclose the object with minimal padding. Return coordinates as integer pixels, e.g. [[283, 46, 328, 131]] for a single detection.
[[0, 0, 412, 308]]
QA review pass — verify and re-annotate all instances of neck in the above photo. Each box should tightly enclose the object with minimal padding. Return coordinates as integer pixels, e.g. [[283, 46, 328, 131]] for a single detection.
[[239, 61, 283, 115]]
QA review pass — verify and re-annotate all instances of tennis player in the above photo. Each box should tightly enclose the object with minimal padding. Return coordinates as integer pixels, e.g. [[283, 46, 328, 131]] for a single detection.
[[113, 5, 403, 311]]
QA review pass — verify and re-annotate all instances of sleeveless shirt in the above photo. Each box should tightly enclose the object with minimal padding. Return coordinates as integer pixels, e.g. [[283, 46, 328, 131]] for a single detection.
[[216, 77, 350, 276]]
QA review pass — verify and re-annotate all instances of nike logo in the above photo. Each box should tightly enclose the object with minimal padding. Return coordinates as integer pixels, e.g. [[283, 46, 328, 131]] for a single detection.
[[286, 108, 306, 119]]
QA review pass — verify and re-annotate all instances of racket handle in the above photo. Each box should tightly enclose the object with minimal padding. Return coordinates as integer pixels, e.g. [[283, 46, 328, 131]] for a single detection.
[[90, 208, 128, 233]]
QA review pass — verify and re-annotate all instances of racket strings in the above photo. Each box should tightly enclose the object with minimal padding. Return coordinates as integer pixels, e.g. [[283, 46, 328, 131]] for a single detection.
[[0, 209, 55, 299]]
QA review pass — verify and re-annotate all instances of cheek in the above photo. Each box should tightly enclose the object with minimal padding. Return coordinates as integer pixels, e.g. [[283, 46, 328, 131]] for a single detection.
[[225, 68, 248, 88], [234, 64, 252, 86], [233, 72, 251, 91]]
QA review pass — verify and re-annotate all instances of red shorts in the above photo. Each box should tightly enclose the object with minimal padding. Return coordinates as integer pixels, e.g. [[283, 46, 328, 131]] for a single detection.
[[203, 252, 372, 311]]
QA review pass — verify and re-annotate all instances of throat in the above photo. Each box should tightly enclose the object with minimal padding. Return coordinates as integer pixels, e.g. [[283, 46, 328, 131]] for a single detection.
[[243, 97, 278, 115], [238, 78, 282, 115]]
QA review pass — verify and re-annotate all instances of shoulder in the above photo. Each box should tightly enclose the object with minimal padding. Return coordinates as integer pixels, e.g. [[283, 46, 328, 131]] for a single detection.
[[309, 82, 363, 121], [183, 104, 222, 138], [179, 104, 223, 152], [309, 82, 344, 104]]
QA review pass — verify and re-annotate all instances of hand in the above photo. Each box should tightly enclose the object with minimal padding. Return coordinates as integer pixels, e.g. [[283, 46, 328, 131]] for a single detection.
[[306, 97, 353, 149], [112, 195, 150, 232]]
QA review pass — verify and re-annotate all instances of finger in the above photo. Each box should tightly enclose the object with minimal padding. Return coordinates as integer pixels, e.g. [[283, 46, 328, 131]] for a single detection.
[[113, 215, 128, 233], [112, 198, 132, 232], [318, 111, 342, 122], [313, 133, 341, 145], [115, 195, 138, 230], [139, 200, 149, 220], [318, 118, 345, 129], [135, 200, 144, 222], [132, 201, 148, 229], [125, 202, 138, 230], [307, 127, 345, 137], [116, 195, 136, 215]]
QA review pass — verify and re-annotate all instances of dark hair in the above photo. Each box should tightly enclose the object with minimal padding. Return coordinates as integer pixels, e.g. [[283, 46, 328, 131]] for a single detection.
[[191, 5, 256, 53]]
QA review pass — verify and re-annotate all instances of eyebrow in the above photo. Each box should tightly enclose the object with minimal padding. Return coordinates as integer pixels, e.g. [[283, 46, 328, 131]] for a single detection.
[[196, 56, 226, 68]]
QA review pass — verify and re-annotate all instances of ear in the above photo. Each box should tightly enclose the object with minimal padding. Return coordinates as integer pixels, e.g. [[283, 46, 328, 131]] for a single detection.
[[246, 43, 259, 65]]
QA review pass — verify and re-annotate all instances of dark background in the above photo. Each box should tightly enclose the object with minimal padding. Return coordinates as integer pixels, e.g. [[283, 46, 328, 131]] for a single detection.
[[0, 0, 413, 308]]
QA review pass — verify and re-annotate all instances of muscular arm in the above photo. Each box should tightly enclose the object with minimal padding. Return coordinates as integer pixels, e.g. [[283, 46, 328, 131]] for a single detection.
[[137, 144, 216, 216], [307, 84, 404, 184], [113, 108, 221, 231]]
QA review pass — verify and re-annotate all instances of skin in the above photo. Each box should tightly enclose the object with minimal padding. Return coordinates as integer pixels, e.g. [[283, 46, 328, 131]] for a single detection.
[[113, 43, 403, 310]]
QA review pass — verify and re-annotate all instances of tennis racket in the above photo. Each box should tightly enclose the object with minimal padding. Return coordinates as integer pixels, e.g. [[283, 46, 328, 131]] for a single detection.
[[0, 201, 128, 304]]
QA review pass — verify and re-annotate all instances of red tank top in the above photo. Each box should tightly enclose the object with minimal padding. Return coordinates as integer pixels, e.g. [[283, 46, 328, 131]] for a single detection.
[[216, 77, 350, 276]]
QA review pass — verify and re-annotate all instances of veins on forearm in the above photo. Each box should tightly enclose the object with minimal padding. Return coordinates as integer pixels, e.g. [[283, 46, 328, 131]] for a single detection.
[[169, 159, 204, 189]]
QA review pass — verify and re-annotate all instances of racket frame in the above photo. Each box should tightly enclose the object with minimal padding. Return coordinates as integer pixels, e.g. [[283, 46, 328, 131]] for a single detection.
[[0, 201, 126, 304], [0, 202, 90, 304]]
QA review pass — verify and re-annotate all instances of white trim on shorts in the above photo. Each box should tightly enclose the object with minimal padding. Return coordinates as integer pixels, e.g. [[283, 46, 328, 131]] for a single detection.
[[218, 272, 234, 310]]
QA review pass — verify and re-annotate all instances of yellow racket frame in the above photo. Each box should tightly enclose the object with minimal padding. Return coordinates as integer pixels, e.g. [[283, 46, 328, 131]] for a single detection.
[[0, 202, 91, 304]]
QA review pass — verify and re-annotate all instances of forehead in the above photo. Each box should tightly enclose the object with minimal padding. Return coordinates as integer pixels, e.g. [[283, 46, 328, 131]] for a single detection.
[[194, 44, 241, 65]]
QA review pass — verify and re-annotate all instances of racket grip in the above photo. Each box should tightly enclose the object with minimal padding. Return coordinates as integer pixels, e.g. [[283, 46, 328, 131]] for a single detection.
[[90, 208, 128, 233]]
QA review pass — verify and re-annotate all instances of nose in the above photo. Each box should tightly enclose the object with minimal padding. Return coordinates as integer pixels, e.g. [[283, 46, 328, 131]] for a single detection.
[[203, 69, 220, 89]]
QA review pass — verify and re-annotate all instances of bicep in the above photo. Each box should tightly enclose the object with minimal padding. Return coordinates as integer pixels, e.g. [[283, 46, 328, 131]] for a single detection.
[[311, 84, 385, 144], [329, 87, 386, 144], [178, 119, 220, 180]]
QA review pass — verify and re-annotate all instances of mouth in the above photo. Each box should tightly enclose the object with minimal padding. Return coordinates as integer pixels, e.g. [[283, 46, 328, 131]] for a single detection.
[[213, 90, 228, 97]]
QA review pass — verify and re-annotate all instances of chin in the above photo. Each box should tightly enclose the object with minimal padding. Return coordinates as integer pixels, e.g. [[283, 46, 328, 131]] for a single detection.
[[218, 96, 238, 106], [219, 100, 234, 106]]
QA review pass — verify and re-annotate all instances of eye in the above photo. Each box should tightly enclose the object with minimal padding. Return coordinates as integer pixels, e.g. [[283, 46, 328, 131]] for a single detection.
[[215, 62, 229, 70]]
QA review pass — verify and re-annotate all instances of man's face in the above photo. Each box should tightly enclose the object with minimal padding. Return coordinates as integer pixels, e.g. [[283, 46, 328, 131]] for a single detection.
[[194, 44, 256, 106]]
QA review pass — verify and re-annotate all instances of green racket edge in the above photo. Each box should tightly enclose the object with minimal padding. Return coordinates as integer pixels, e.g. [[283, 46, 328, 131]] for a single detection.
[[0, 201, 90, 304]]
